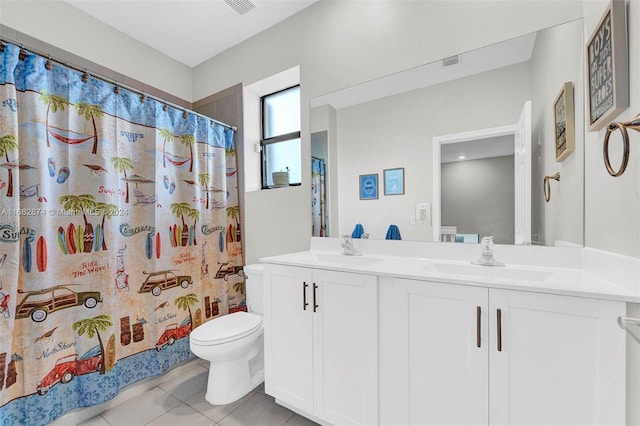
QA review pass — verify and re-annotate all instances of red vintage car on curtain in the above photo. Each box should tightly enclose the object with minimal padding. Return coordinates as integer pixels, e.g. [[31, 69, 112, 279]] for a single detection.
[[36, 346, 102, 395]]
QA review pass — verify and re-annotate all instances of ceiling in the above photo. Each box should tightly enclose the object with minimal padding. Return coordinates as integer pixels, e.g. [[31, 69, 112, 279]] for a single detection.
[[441, 135, 515, 164], [64, 0, 320, 68]]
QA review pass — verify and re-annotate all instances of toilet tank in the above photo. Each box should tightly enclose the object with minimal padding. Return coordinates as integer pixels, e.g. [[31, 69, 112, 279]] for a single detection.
[[243, 264, 264, 315]]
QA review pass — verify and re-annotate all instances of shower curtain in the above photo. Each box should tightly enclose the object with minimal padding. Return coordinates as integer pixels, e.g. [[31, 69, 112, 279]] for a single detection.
[[0, 41, 245, 425], [311, 157, 326, 237]]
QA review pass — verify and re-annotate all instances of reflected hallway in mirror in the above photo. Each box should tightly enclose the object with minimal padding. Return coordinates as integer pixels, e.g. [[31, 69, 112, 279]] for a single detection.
[[441, 137, 515, 244]]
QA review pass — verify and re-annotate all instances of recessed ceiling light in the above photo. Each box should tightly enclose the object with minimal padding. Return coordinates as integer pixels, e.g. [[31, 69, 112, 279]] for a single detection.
[[458, 155, 466, 160]]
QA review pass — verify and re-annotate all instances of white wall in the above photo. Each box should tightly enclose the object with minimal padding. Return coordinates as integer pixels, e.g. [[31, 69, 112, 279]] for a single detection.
[[193, 1, 583, 99], [335, 62, 530, 241], [192, 0, 583, 262], [584, 0, 640, 258], [0, 0, 192, 102]]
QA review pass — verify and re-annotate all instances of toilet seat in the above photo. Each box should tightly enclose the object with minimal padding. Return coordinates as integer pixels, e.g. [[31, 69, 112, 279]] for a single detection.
[[190, 311, 263, 346]]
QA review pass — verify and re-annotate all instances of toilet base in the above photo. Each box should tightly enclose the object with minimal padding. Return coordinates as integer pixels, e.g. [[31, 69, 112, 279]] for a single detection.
[[203, 335, 264, 405]]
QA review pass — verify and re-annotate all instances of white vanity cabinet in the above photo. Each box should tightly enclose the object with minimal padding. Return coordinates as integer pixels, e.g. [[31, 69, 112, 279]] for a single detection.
[[264, 264, 378, 425], [488, 288, 625, 425], [379, 277, 489, 425], [380, 277, 626, 426]]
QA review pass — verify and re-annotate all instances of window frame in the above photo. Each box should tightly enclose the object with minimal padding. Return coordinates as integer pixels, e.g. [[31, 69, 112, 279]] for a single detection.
[[260, 84, 301, 189]]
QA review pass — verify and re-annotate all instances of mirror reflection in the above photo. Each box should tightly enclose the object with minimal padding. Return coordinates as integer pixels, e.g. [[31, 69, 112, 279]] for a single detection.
[[310, 19, 584, 247], [437, 125, 520, 245]]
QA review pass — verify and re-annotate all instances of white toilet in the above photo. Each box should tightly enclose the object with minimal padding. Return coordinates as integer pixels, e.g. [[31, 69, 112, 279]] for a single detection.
[[189, 264, 264, 405]]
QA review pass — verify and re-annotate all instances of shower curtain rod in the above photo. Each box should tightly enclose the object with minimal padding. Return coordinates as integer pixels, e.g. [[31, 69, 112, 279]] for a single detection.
[[0, 37, 238, 132]]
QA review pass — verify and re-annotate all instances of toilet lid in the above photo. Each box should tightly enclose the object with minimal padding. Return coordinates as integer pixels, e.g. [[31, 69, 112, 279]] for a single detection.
[[190, 311, 263, 345]]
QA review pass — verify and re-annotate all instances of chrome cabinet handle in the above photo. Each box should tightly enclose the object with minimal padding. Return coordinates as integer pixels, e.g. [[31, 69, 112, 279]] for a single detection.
[[497, 308, 502, 352], [476, 306, 481, 348], [313, 283, 319, 312], [303, 282, 309, 311]]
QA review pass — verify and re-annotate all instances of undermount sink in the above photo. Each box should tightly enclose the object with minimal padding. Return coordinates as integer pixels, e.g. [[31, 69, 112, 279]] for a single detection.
[[422, 262, 554, 283], [311, 253, 383, 266]]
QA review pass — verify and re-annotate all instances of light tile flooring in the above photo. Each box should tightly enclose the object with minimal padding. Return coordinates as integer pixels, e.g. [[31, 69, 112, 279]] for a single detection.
[[79, 360, 318, 426]]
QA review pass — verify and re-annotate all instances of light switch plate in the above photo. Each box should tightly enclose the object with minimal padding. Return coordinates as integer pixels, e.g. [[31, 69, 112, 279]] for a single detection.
[[416, 203, 430, 225]]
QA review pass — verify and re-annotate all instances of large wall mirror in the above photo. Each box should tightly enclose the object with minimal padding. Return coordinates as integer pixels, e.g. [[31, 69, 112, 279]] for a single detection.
[[310, 18, 584, 247]]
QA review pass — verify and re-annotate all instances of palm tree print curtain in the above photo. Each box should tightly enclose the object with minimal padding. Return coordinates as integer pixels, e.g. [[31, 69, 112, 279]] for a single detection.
[[311, 157, 326, 237], [0, 42, 245, 425]]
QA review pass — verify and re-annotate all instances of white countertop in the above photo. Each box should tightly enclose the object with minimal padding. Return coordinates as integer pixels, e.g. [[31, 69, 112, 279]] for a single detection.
[[260, 238, 640, 303]]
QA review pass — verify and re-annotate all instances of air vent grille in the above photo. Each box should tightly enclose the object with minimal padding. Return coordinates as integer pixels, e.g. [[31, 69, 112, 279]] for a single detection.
[[442, 55, 459, 67], [224, 0, 256, 15]]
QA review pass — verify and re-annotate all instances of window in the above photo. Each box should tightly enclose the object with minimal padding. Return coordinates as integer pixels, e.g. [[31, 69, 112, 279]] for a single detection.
[[261, 85, 301, 188]]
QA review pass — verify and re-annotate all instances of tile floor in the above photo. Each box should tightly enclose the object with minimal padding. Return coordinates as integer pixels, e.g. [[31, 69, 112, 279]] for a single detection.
[[78, 360, 318, 426]]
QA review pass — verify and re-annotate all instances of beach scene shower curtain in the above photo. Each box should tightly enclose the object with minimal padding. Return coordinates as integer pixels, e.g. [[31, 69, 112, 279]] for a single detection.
[[0, 41, 245, 425], [311, 157, 326, 237]]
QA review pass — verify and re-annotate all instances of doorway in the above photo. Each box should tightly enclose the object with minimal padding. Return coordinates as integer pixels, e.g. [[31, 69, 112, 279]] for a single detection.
[[432, 101, 531, 244]]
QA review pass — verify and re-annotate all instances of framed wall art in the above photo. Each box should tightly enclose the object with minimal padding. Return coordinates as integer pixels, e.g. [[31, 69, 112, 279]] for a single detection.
[[554, 82, 574, 162], [383, 167, 405, 195], [586, 0, 629, 131], [359, 174, 378, 200]]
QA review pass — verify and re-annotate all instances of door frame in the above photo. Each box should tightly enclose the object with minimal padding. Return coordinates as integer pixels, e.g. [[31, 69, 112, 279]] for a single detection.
[[432, 101, 531, 244]]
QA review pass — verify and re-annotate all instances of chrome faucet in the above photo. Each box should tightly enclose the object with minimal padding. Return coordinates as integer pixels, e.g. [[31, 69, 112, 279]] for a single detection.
[[472, 236, 504, 267], [341, 235, 362, 256]]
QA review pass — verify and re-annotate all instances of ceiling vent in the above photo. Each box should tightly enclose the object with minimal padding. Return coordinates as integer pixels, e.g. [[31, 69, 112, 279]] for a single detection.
[[442, 55, 459, 67], [224, 0, 256, 15]]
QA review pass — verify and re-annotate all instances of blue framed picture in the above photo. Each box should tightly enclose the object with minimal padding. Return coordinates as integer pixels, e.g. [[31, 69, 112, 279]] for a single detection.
[[384, 167, 405, 195], [359, 174, 378, 200]]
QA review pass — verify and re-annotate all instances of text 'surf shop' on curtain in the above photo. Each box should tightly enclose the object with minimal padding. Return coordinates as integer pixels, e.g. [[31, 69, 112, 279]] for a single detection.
[[0, 41, 245, 425]]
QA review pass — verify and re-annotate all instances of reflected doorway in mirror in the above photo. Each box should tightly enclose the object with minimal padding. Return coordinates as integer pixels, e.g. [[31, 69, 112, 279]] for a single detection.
[[432, 101, 531, 245]]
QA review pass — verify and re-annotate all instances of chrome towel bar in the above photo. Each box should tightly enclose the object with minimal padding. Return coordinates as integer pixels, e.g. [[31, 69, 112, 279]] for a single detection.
[[617, 316, 640, 343], [618, 316, 640, 328]]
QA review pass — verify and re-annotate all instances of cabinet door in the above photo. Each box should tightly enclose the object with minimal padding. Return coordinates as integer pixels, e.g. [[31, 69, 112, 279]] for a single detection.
[[380, 278, 489, 425], [489, 289, 625, 426], [313, 269, 378, 426], [264, 265, 314, 414]]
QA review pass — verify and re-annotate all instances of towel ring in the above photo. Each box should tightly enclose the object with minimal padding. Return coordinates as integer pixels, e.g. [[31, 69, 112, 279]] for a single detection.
[[603, 114, 640, 177], [543, 172, 560, 202]]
